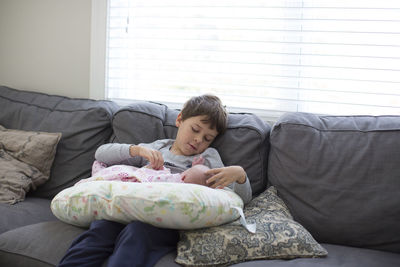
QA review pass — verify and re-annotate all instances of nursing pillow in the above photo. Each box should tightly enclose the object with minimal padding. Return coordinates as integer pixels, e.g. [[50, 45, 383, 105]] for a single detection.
[[51, 181, 244, 230]]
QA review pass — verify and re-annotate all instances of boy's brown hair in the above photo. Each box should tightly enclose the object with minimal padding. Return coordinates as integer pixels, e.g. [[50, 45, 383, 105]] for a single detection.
[[181, 94, 227, 134]]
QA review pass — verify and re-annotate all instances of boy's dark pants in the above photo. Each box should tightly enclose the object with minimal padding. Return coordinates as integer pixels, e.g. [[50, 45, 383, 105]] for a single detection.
[[58, 220, 179, 267]]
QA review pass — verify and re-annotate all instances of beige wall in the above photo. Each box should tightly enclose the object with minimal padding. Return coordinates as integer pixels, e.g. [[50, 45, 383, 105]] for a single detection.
[[0, 0, 92, 98]]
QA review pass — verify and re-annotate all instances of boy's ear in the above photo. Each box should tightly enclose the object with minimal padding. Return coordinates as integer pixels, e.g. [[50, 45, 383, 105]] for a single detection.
[[175, 112, 183, 127]]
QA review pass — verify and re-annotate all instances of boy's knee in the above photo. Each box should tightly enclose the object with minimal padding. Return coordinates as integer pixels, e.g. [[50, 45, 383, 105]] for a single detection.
[[90, 220, 125, 236], [123, 221, 179, 245], [123, 221, 152, 236]]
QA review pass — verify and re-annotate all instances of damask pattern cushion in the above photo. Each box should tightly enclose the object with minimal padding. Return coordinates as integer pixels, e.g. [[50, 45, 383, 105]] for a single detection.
[[0, 125, 61, 204], [51, 181, 243, 229], [175, 186, 327, 266]]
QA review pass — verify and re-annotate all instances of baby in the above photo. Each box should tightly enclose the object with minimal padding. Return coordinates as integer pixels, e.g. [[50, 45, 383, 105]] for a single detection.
[[76, 161, 211, 186], [135, 164, 210, 186]]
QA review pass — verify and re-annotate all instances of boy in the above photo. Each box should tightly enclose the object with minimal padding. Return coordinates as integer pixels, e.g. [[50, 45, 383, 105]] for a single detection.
[[58, 94, 252, 267]]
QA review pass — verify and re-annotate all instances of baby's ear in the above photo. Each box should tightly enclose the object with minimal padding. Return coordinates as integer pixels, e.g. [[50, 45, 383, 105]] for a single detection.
[[181, 173, 186, 181]]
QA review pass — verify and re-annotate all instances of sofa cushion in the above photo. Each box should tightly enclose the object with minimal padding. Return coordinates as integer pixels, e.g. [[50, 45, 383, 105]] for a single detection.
[[2, 223, 399, 267], [268, 112, 400, 253], [0, 125, 61, 204], [111, 102, 271, 195], [176, 186, 327, 266], [163, 243, 400, 267], [0, 197, 56, 234], [0, 221, 85, 267], [0, 86, 119, 198]]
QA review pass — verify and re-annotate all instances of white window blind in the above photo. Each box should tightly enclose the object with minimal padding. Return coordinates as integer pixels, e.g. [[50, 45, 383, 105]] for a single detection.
[[106, 0, 400, 118]]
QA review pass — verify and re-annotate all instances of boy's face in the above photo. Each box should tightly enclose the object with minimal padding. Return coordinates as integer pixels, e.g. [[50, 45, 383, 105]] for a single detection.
[[172, 114, 218, 156]]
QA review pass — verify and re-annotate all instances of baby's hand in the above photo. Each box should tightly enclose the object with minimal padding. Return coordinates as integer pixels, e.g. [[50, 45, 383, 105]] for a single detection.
[[192, 156, 205, 166], [205, 166, 246, 189], [129, 145, 164, 170]]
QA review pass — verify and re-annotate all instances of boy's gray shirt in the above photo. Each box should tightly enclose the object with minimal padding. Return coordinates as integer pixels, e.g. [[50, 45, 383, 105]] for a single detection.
[[95, 139, 252, 204]]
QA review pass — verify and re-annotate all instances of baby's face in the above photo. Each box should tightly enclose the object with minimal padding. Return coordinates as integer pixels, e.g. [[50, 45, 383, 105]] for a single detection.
[[182, 165, 211, 186]]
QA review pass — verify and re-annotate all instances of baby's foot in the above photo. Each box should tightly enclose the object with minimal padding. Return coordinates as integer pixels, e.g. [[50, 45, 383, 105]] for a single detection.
[[192, 156, 205, 166]]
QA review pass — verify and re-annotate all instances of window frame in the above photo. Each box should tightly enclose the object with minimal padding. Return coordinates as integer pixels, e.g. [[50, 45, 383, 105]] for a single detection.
[[90, 0, 107, 101]]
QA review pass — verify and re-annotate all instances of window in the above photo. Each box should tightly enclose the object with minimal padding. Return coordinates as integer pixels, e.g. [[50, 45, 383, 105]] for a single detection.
[[105, 0, 400, 119]]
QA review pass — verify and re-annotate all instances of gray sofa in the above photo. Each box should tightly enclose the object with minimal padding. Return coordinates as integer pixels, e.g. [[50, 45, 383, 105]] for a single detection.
[[0, 85, 399, 267]]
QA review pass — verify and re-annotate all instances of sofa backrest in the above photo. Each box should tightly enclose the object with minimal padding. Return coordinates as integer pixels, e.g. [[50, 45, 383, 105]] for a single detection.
[[268, 112, 400, 253], [111, 101, 271, 196], [0, 86, 119, 198]]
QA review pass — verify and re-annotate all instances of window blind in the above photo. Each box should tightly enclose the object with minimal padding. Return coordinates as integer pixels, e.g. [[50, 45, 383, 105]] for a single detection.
[[106, 0, 400, 118]]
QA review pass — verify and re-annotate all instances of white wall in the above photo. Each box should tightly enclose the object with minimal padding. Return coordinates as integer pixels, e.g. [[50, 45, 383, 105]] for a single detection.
[[0, 0, 92, 98]]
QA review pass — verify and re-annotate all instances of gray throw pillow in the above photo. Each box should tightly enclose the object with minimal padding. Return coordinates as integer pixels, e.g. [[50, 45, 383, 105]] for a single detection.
[[175, 186, 327, 266], [0, 125, 61, 204]]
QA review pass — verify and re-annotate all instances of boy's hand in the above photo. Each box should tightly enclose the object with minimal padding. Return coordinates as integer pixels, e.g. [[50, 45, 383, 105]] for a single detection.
[[129, 145, 164, 170], [205, 166, 246, 189]]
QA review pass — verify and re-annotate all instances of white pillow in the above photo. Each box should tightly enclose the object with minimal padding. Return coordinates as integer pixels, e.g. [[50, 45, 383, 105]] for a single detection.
[[51, 181, 244, 229]]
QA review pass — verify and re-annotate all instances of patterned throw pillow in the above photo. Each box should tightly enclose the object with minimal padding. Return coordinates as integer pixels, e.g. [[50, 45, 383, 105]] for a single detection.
[[176, 186, 328, 266], [51, 181, 244, 229], [0, 125, 61, 204]]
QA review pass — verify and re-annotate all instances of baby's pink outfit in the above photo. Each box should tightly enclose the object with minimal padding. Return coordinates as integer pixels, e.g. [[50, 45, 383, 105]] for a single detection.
[[77, 161, 183, 185], [133, 166, 183, 183]]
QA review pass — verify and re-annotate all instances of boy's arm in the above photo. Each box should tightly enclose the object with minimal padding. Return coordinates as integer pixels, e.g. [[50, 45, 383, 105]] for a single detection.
[[206, 166, 252, 205], [95, 142, 164, 169], [202, 148, 253, 204], [230, 172, 252, 205], [95, 143, 147, 166]]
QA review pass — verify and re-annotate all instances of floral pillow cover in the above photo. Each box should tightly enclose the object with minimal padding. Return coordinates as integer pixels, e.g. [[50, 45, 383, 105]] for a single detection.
[[51, 181, 244, 229], [176, 186, 328, 266]]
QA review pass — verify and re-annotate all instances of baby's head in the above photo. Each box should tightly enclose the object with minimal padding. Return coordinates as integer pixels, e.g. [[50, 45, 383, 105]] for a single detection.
[[181, 164, 211, 186]]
